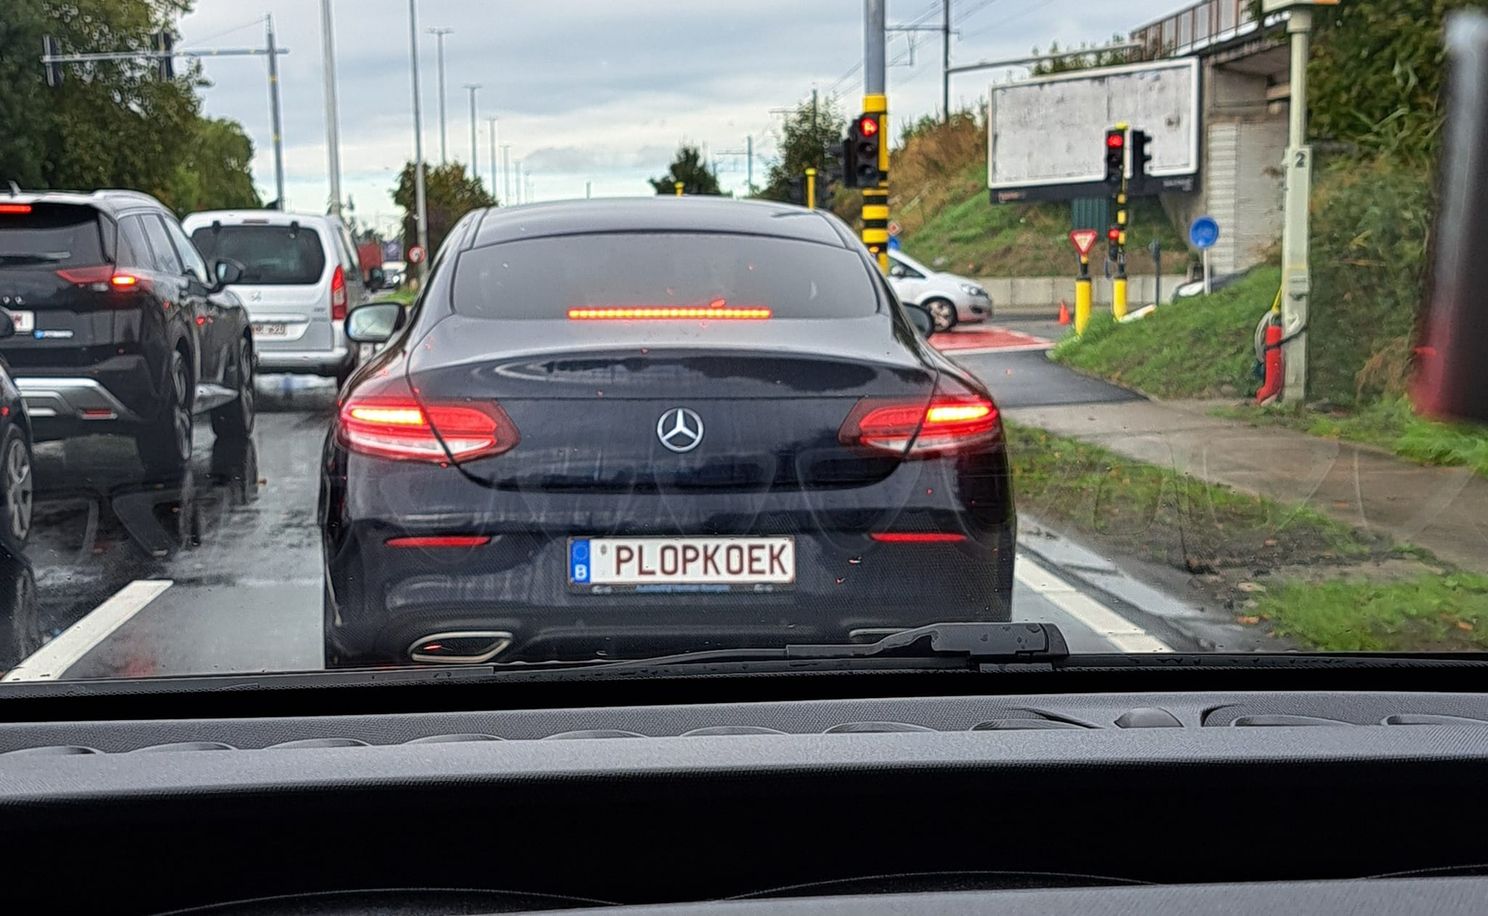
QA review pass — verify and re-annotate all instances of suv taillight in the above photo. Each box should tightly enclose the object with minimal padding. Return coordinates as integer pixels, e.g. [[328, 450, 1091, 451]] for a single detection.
[[55, 265, 147, 292], [838, 381, 1001, 458], [331, 265, 347, 321], [338, 374, 519, 463]]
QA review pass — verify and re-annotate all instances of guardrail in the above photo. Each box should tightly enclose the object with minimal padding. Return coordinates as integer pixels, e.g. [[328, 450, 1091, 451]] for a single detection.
[[1132, 0, 1284, 59]]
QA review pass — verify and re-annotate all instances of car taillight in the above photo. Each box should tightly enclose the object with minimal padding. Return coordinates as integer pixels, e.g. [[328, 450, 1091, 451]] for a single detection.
[[567, 299, 771, 320], [0, 204, 32, 215], [839, 383, 1000, 457], [331, 265, 347, 321], [338, 377, 518, 463], [55, 265, 147, 292]]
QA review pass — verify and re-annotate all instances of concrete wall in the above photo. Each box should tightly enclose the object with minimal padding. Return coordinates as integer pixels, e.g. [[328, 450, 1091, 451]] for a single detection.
[[976, 274, 1190, 311], [1162, 61, 1287, 277]]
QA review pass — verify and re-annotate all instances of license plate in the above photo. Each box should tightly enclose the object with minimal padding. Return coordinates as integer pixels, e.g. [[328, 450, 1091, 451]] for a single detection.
[[8, 311, 33, 334], [569, 537, 795, 593], [253, 322, 288, 337]]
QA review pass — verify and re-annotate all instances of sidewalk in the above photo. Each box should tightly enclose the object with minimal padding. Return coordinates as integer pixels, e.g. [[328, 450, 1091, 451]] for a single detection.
[[1004, 399, 1488, 575]]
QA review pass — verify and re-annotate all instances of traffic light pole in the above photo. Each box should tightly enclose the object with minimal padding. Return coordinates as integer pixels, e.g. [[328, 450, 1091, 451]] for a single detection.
[[1075, 255, 1092, 335], [862, 0, 889, 275]]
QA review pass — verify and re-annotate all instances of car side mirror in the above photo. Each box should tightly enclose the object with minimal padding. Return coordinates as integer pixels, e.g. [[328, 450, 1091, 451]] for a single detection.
[[345, 301, 408, 344], [0, 311, 15, 340], [889, 264, 907, 279], [214, 259, 244, 289], [903, 303, 935, 338]]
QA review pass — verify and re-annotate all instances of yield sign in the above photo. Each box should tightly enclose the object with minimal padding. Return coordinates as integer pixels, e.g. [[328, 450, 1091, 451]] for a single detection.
[[1068, 229, 1099, 257]]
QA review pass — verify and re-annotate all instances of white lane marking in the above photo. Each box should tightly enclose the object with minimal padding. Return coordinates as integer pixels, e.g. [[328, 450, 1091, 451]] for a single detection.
[[2, 579, 173, 682], [1014, 557, 1172, 653]]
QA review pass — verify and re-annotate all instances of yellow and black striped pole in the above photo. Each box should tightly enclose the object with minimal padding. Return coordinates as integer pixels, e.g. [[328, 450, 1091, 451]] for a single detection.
[[1112, 121, 1129, 320], [861, 93, 889, 274]]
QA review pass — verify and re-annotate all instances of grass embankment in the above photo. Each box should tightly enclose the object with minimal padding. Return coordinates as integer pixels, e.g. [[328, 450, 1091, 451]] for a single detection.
[[1049, 267, 1279, 398], [1007, 422, 1485, 651], [871, 112, 1186, 277], [383, 286, 417, 305]]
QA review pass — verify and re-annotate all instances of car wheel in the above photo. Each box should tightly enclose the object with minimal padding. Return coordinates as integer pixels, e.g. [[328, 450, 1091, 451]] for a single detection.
[[924, 298, 958, 332], [136, 350, 193, 479], [0, 558, 39, 671], [0, 426, 33, 552], [211, 339, 256, 441]]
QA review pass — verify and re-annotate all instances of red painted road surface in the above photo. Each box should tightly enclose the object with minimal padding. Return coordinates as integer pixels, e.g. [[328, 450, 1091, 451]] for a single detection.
[[929, 325, 1056, 354]]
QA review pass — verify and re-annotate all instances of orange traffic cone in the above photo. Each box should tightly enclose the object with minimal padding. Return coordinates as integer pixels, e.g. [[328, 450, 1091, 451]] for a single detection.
[[1057, 300, 1071, 326]]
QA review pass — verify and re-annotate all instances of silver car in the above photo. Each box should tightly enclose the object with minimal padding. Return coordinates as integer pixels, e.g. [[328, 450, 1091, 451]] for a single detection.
[[183, 211, 371, 387], [887, 250, 992, 331]]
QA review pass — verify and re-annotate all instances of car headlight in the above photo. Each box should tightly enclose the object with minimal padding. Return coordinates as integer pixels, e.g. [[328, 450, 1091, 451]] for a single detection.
[[958, 282, 988, 298]]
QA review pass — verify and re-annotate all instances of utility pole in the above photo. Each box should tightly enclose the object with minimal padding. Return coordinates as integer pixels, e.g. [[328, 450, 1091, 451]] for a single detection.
[[811, 88, 819, 149], [264, 17, 287, 209], [942, 0, 951, 122], [427, 27, 453, 163], [514, 160, 522, 204], [862, 0, 889, 274], [501, 145, 511, 204], [408, 0, 430, 282], [319, 0, 344, 216], [585, 180, 592, 199], [746, 134, 753, 195], [463, 83, 480, 169], [1263, 0, 1321, 404], [486, 117, 498, 199]]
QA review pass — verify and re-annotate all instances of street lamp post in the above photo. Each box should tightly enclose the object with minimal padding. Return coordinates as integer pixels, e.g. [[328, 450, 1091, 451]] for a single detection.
[[319, 0, 344, 216], [486, 117, 498, 200], [463, 83, 481, 170], [407, 1, 430, 282], [427, 26, 453, 162]]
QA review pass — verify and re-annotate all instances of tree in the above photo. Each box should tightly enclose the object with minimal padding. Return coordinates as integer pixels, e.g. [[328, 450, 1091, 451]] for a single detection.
[[392, 161, 496, 257], [0, 0, 259, 214], [165, 118, 262, 213], [648, 145, 721, 196], [1030, 37, 1137, 75], [758, 96, 845, 203]]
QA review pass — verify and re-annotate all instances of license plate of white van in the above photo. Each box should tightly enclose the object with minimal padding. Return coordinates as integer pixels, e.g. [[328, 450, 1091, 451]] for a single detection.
[[253, 322, 288, 338]]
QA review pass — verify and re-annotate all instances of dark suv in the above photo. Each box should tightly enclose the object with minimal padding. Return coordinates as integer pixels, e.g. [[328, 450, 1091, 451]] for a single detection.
[[0, 190, 256, 476]]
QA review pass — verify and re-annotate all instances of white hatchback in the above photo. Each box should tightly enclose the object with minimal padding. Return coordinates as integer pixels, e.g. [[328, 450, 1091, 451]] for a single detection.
[[183, 211, 371, 386], [886, 250, 993, 332]]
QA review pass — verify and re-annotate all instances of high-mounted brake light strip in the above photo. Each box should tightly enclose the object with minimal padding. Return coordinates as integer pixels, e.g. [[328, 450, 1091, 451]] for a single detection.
[[568, 300, 771, 321]]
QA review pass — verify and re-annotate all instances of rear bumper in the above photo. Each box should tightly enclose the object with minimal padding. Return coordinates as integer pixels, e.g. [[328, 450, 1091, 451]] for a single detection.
[[321, 445, 1016, 667], [17, 354, 158, 440], [257, 342, 353, 375]]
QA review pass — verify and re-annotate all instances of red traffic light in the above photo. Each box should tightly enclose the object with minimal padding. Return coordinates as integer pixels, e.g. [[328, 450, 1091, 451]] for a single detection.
[[1106, 132, 1125, 148], [858, 115, 879, 137], [1107, 227, 1121, 243]]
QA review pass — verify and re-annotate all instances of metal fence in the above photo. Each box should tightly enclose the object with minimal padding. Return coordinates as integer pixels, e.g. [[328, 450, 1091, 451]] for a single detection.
[[1131, 0, 1279, 58]]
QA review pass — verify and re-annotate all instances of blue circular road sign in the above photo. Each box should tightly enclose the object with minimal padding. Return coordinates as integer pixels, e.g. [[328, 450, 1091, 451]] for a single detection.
[[1189, 215, 1220, 250]]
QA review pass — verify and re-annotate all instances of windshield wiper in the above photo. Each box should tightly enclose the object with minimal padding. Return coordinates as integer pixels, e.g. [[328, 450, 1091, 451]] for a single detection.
[[563, 623, 1072, 674], [0, 252, 70, 265]]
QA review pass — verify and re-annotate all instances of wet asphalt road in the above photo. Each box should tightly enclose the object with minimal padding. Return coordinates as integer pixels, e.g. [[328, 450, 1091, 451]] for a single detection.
[[2, 330, 1171, 681]]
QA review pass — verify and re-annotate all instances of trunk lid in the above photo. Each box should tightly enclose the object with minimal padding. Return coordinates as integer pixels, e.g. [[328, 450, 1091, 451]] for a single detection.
[[406, 315, 938, 491]]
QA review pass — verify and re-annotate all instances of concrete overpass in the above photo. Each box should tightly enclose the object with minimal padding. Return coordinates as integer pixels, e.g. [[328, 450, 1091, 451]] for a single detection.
[[1132, 0, 1293, 278]]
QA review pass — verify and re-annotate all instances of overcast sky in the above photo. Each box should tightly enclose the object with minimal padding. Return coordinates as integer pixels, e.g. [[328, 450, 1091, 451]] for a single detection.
[[177, 0, 1181, 232]]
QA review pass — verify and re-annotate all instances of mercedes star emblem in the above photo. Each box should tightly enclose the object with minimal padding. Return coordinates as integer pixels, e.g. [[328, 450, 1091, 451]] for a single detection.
[[656, 407, 704, 453]]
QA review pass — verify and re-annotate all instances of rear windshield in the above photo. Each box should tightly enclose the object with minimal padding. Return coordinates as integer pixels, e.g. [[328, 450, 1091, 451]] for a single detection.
[[0, 205, 105, 267], [452, 233, 878, 319], [189, 224, 326, 285]]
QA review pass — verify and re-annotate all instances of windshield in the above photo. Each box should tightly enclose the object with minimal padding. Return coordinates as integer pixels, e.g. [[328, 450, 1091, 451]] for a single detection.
[[189, 224, 326, 285], [0, 206, 104, 266], [452, 233, 878, 320], [0, 0, 1484, 686]]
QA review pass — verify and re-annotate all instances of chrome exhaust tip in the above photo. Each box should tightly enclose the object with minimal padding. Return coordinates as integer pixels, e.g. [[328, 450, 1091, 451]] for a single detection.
[[408, 631, 514, 664]]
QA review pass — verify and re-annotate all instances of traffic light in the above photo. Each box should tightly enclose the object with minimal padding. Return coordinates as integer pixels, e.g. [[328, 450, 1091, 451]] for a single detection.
[[848, 112, 882, 188], [1107, 225, 1121, 260], [1103, 127, 1126, 188], [42, 36, 63, 88], [153, 31, 174, 81], [1130, 129, 1153, 194]]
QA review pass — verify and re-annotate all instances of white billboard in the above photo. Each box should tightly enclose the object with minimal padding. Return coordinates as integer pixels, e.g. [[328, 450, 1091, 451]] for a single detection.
[[988, 58, 1201, 202]]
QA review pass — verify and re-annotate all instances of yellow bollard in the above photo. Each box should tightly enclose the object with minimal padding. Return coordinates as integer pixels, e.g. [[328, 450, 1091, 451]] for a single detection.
[[1113, 276, 1128, 320], [805, 168, 817, 210], [1075, 275, 1092, 335], [674, 181, 684, 197]]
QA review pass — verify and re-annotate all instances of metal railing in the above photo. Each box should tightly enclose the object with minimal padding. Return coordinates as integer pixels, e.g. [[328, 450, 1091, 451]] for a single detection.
[[1131, 0, 1282, 59]]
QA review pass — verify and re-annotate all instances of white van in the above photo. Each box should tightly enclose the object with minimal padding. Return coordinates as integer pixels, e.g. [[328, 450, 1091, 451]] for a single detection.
[[183, 211, 371, 386]]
